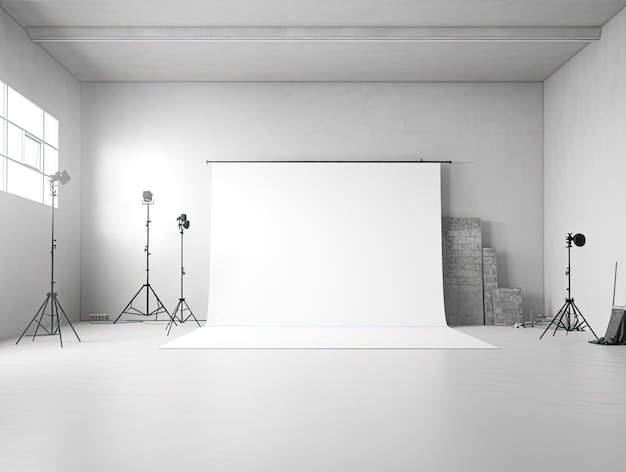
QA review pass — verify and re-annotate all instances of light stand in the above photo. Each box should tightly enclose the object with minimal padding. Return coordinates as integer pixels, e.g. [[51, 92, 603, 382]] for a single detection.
[[17, 171, 80, 347], [540, 233, 599, 340], [114, 191, 175, 325], [167, 214, 201, 335]]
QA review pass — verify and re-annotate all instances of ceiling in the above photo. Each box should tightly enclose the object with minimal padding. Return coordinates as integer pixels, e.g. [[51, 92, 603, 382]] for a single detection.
[[2, 0, 625, 82]]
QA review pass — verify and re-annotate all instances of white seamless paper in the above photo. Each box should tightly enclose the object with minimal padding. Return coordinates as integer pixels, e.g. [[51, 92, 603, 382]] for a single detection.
[[207, 162, 446, 326]]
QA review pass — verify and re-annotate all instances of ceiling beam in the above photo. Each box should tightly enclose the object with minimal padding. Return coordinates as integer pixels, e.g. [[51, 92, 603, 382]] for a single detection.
[[28, 26, 601, 43]]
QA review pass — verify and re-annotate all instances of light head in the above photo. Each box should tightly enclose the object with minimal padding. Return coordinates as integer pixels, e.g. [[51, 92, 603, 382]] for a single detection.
[[51, 170, 71, 185], [177, 213, 190, 230], [566, 233, 586, 247]]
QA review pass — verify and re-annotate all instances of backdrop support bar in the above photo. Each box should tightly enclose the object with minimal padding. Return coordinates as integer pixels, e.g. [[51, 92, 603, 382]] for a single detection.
[[205, 160, 454, 164]]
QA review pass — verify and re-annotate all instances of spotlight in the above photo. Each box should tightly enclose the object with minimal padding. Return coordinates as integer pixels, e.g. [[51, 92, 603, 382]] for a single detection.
[[177, 213, 190, 230], [142, 191, 153, 203], [51, 170, 71, 185], [566, 233, 586, 247]]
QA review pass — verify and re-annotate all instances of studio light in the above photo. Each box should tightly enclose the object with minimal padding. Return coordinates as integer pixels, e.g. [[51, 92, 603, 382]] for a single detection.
[[168, 211, 200, 334], [567, 233, 586, 247], [115, 191, 174, 324], [177, 213, 190, 230], [540, 232, 597, 340], [17, 169, 80, 347], [51, 170, 71, 185]]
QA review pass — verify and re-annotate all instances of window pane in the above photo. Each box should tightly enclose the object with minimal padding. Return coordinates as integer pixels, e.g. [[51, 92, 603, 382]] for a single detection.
[[7, 121, 22, 161], [7, 159, 43, 203], [0, 82, 5, 118], [0, 117, 5, 156], [44, 112, 58, 149], [43, 144, 58, 177], [24, 134, 41, 169], [7, 88, 43, 139], [0, 157, 5, 192]]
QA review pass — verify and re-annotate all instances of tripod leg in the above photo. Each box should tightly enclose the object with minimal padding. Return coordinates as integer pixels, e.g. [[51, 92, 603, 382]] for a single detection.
[[560, 302, 571, 333], [553, 300, 577, 336], [181, 299, 201, 327], [167, 300, 183, 335], [172, 300, 182, 323], [567, 301, 578, 332], [55, 295, 81, 342], [16, 295, 50, 344], [571, 301, 584, 329], [570, 301, 599, 340], [52, 296, 63, 348], [32, 295, 53, 340], [114, 285, 146, 323], [540, 300, 567, 339], [148, 285, 175, 323]]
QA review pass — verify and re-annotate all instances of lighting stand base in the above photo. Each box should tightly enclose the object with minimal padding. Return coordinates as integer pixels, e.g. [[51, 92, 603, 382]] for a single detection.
[[114, 283, 175, 324], [166, 298, 201, 335], [539, 298, 598, 340], [16, 292, 81, 347]]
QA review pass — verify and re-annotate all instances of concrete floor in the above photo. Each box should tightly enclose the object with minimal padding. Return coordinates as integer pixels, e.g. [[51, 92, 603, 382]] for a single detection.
[[1, 322, 624, 472]]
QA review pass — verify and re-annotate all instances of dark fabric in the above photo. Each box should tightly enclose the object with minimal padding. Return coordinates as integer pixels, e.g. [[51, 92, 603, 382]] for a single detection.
[[590, 308, 626, 345]]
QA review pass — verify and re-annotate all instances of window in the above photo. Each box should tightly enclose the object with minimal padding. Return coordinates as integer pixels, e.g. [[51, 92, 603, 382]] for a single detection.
[[0, 80, 59, 206]]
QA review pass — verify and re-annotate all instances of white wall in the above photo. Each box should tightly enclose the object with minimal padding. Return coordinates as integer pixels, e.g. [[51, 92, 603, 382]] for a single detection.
[[81, 82, 544, 323], [0, 9, 81, 341], [544, 7, 626, 333]]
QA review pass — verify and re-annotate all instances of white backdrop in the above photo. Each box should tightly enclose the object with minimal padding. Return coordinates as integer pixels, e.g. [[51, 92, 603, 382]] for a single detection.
[[207, 162, 446, 326]]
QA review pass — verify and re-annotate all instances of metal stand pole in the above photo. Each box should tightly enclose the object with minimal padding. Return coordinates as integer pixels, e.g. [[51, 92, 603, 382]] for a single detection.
[[17, 180, 80, 347]]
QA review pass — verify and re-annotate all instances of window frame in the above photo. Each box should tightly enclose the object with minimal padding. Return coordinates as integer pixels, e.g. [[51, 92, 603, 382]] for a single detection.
[[0, 80, 59, 206]]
